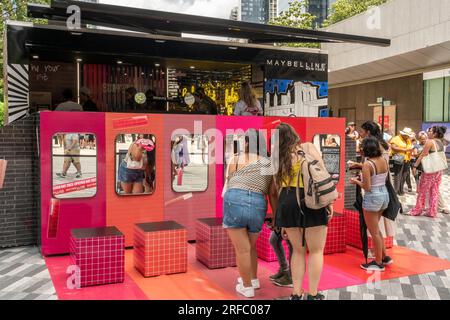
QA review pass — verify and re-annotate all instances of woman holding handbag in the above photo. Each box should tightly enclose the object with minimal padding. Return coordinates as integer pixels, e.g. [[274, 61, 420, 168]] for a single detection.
[[409, 126, 448, 217], [350, 137, 393, 271]]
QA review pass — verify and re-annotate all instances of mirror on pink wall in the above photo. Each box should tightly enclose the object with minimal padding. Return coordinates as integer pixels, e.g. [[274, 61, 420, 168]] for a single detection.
[[115, 134, 156, 196], [52, 133, 97, 199], [171, 134, 209, 193]]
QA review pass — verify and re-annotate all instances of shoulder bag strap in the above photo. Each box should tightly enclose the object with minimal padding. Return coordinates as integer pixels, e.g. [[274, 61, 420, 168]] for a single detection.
[[295, 148, 305, 209], [367, 159, 377, 175]]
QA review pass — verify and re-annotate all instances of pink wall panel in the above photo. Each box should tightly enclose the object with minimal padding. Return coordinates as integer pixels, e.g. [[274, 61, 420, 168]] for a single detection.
[[163, 115, 217, 240], [215, 116, 266, 218], [40, 111, 107, 256], [105, 113, 165, 247]]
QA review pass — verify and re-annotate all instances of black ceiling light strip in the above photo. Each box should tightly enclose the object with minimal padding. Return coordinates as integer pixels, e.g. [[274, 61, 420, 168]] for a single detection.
[[27, 0, 390, 47]]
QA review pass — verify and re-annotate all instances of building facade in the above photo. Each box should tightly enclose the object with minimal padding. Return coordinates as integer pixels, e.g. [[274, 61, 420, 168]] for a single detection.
[[322, 0, 450, 135]]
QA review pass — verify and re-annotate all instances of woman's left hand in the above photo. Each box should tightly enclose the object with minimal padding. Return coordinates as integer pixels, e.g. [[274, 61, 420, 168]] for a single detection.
[[349, 177, 359, 185], [326, 205, 334, 220], [281, 228, 289, 240]]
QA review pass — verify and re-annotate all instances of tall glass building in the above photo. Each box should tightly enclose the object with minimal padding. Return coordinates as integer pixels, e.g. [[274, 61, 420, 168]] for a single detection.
[[308, 0, 336, 27], [241, 0, 278, 24]]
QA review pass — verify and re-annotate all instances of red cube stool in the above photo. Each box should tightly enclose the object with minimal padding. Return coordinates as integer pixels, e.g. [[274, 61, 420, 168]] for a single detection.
[[344, 209, 393, 249], [256, 223, 290, 262], [134, 221, 187, 277], [324, 213, 346, 254], [196, 218, 236, 269], [69, 227, 125, 287]]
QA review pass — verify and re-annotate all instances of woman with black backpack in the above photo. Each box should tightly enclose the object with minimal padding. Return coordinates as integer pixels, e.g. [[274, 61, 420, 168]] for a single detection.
[[272, 123, 334, 301]]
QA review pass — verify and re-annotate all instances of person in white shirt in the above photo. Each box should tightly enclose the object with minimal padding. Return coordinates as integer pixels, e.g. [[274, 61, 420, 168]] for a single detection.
[[55, 89, 83, 111], [233, 82, 263, 116]]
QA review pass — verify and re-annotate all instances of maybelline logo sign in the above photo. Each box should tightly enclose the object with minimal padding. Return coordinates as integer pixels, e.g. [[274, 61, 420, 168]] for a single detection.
[[266, 59, 327, 72]]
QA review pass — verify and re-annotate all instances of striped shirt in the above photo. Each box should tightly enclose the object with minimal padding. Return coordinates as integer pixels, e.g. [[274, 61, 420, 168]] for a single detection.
[[227, 158, 273, 195]]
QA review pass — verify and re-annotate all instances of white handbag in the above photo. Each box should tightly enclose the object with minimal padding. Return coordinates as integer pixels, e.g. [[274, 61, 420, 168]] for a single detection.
[[421, 140, 448, 174]]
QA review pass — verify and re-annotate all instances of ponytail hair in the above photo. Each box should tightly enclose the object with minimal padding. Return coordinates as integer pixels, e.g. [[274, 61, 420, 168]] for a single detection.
[[361, 121, 389, 150]]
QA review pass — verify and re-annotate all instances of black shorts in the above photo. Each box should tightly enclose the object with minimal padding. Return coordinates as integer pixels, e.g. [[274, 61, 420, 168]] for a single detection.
[[275, 188, 328, 229]]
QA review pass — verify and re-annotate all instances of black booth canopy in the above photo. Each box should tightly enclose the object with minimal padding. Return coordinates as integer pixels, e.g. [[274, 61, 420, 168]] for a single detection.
[[27, 0, 390, 47]]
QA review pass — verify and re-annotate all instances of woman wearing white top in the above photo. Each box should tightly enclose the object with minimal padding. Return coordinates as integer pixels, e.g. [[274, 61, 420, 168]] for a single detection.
[[233, 82, 263, 116]]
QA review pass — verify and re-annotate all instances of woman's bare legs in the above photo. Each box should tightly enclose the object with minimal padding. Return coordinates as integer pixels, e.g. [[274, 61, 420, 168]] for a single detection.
[[363, 210, 384, 264], [305, 226, 327, 296], [132, 182, 144, 194], [121, 182, 133, 194], [285, 228, 306, 296], [249, 233, 259, 280], [227, 228, 252, 287]]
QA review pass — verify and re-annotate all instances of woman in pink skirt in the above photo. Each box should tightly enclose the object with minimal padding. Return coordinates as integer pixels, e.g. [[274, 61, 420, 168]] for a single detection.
[[409, 126, 447, 217]]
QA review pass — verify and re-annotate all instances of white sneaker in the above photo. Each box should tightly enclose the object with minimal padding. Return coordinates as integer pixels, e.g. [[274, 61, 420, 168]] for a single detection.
[[237, 277, 260, 289], [235, 283, 255, 298]]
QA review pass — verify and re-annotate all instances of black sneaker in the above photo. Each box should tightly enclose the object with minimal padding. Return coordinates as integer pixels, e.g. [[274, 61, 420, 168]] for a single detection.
[[360, 260, 385, 271], [75, 172, 82, 179], [273, 274, 293, 287], [270, 270, 287, 281], [306, 293, 325, 300], [56, 172, 67, 178], [289, 294, 303, 300], [382, 256, 394, 265]]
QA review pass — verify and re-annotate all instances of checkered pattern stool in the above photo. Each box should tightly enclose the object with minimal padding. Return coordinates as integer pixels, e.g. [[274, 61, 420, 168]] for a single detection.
[[196, 218, 236, 269], [256, 223, 290, 262], [324, 213, 346, 254], [344, 209, 394, 249], [69, 227, 125, 287], [134, 221, 187, 277]]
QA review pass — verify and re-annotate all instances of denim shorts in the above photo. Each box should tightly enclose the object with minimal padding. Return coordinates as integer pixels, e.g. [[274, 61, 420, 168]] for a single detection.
[[223, 188, 268, 233], [118, 161, 144, 183], [363, 186, 389, 212]]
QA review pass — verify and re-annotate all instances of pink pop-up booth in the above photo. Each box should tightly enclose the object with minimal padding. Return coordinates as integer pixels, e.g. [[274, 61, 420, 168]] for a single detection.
[[39, 112, 346, 256]]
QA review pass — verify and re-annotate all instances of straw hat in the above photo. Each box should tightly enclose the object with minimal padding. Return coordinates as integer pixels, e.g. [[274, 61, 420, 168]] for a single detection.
[[400, 127, 415, 138]]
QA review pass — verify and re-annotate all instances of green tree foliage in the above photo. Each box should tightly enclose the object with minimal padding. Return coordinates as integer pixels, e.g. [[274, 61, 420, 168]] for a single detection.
[[270, 0, 319, 48], [323, 0, 388, 27], [1, 0, 49, 126], [0, 101, 4, 126]]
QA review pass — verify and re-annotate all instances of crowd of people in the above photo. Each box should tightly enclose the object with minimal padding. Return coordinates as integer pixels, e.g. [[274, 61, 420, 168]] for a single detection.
[[222, 121, 448, 300], [346, 122, 449, 216]]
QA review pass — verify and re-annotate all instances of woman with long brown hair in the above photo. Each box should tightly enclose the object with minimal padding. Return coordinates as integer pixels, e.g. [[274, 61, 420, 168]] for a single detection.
[[233, 82, 263, 116], [272, 123, 331, 300]]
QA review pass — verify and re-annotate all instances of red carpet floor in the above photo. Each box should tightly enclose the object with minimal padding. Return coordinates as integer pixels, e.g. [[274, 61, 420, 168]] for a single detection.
[[45, 245, 450, 300]]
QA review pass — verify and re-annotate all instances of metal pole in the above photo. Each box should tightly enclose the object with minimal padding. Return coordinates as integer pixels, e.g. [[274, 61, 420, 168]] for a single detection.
[[381, 97, 385, 132]]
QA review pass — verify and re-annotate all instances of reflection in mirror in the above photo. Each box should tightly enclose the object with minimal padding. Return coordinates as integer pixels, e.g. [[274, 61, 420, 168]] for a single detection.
[[171, 134, 208, 192], [313, 134, 341, 182], [224, 133, 246, 168], [52, 133, 97, 199], [115, 134, 156, 196]]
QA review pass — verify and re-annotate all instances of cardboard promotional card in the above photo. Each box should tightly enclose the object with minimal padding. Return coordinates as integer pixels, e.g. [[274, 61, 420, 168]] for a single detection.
[[0, 159, 7, 189]]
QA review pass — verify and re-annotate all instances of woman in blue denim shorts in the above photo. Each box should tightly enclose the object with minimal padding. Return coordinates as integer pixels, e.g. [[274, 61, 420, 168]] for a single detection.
[[223, 130, 278, 298], [350, 137, 393, 272]]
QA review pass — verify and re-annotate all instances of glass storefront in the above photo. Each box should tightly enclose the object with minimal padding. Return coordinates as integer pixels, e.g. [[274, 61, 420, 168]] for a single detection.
[[424, 71, 450, 122]]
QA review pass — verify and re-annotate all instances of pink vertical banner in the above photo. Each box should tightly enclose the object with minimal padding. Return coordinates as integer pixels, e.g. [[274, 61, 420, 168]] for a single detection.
[[47, 198, 60, 239]]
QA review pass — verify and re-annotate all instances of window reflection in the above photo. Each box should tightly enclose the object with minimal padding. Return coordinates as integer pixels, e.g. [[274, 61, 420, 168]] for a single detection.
[[116, 134, 156, 195], [52, 133, 97, 199], [171, 134, 208, 192]]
